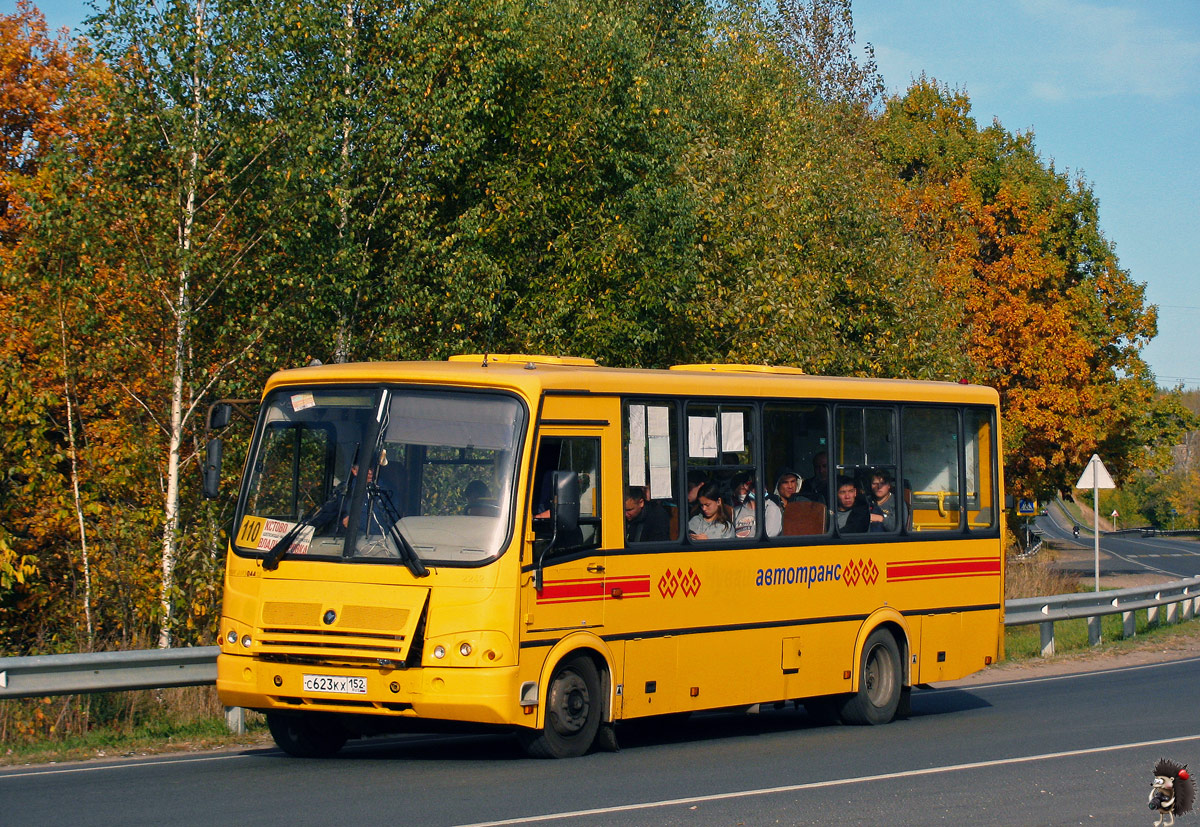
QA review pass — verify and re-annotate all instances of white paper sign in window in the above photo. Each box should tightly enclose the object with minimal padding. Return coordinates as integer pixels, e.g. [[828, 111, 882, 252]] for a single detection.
[[647, 406, 672, 498], [688, 416, 718, 458], [628, 405, 647, 487], [721, 411, 745, 453]]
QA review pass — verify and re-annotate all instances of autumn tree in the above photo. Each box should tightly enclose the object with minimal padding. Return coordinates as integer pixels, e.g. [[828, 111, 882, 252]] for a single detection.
[[79, 0, 294, 647], [0, 2, 126, 653], [878, 79, 1177, 496], [660, 2, 961, 378]]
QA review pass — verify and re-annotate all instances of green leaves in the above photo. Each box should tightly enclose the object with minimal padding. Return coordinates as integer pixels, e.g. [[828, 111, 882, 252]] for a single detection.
[[0, 0, 1181, 653]]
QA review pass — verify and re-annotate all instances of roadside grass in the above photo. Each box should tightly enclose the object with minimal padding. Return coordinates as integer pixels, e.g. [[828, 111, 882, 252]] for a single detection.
[[1003, 542, 1200, 662], [0, 687, 267, 767], [1003, 605, 1200, 661]]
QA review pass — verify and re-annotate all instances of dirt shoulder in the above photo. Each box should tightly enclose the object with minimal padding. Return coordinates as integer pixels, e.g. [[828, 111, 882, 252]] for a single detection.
[[944, 571, 1200, 689], [943, 624, 1200, 687]]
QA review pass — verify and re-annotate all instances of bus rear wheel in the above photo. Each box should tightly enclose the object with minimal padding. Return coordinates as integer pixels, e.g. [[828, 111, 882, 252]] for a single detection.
[[519, 654, 602, 758], [266, 712, 348, 758], [839, 629, 902, 726]]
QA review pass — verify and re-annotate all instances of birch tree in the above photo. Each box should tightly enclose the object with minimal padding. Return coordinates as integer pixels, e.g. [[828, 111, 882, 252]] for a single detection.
[[90, 0, 282, 647]]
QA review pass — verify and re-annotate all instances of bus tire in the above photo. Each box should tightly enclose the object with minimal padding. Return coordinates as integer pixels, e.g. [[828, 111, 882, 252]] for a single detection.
[[266, 712, 348, 758], [519, 654, 602, 758], [839, 629, 902, 725]]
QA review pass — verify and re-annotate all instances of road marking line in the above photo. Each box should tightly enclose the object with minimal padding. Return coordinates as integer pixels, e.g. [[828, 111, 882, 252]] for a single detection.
[[941, 655, 1200, 690], [452, 733, 1200, 827], [0, 752, 248, 780]]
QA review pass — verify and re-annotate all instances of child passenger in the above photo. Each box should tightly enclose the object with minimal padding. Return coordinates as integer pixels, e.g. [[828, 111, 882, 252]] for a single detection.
[[764, 470, 800, 537], [687, 481, 735, 541], [731, 471, 756, 538], [869, 472, 899, 532]]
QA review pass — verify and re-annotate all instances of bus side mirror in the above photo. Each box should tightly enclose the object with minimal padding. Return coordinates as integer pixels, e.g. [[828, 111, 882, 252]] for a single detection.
[[552, 471, 580, 538], [203, 438, 223, 499], [534, 471, 580, 591], [208, 402, 232, 431]]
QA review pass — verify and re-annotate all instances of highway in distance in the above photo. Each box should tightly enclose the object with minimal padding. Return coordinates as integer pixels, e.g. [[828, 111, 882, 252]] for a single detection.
[[4, 655, 1199, 826], [1036, 509, 1200, 579]]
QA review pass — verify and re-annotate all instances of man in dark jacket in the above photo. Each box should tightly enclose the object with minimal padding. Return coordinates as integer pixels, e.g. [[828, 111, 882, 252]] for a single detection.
[[624, 486, 670, 543], [834, 475, 870, 534]]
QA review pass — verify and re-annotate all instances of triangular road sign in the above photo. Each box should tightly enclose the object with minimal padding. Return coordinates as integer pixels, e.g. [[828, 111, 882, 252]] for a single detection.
[[1076, 454, 1116, 489]]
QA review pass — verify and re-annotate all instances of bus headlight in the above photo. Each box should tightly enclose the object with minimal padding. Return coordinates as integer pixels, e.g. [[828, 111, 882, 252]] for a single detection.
[[459, 642, 473, 657], [227, 630, 238, 645], [433, 645, 446, 659], [241, 635, 252, 648]]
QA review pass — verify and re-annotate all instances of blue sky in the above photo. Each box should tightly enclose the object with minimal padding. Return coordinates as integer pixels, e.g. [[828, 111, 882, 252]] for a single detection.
[[856, 0, 1200, 390], [14, 1, 1200, 389]]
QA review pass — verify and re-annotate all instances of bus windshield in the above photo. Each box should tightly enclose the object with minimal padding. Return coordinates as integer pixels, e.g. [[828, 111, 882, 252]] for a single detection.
[[234, 386, 525, 566]]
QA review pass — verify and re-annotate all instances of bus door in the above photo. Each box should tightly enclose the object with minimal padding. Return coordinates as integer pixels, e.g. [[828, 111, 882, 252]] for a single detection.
[[522, 416, 610, 639]]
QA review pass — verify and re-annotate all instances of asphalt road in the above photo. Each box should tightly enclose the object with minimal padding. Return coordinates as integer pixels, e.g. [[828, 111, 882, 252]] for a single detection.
[[1036, 507, 1200, 580], [5, 655, 1199, 826]]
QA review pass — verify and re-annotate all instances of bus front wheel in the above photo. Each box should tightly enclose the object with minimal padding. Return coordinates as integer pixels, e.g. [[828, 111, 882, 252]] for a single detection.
[[266, 712, 348, 758], [839, 629, 902, 725], [519, 654, 602, 758]]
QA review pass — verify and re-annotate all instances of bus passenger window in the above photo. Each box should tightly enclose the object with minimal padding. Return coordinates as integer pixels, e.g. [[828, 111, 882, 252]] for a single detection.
[[685, 403, 757, 542], [965, 407, 997, 530], [763, 404, 830, 537], [834, 406, 899, 536], [901, 407, 962, 532], [624, 401, 680, 542]]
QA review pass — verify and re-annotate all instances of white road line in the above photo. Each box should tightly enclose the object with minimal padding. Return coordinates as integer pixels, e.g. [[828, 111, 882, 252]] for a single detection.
[[0, 752, 249, 780], [939, 654, 1200, 690], [453, 733, 1200, 827]]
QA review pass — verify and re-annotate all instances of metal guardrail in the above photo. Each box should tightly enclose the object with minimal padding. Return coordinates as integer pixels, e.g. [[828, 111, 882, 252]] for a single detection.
[[3, 577, 1200, 725], [0, 646, 218, 699], [1006, 576, 1200, 656]]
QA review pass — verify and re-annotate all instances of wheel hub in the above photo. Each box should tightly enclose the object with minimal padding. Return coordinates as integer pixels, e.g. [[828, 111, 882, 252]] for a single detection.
[[549, 669, 590, 734]]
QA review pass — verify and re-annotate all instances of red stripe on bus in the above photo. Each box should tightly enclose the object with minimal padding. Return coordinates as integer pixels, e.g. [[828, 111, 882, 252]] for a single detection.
[[886, 558, 1000, 581], [536, 576, 652, 604]]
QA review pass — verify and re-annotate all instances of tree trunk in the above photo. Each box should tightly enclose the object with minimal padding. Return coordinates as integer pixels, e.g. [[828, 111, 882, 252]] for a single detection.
[[59, 300, 93, 650], [159, 0, 204, 649]]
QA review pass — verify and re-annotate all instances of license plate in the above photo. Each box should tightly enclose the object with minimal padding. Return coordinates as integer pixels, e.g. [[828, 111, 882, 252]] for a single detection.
[[302, 674, 367, 695]]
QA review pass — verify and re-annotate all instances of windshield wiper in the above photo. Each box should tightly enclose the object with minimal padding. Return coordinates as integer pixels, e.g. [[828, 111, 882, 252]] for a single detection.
[[261, 494, 341, 571], [368, 483, 429, 578]]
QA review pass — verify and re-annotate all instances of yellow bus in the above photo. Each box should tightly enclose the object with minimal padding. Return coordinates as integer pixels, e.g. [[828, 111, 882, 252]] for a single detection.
[[211, 354, 1004, 758]]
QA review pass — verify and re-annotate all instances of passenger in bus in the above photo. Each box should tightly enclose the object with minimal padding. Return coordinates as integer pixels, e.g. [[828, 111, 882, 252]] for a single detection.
[[463, 479, 497, 516], [688, 481, 734, 540], [686, 470, 708, 518], [869, 471, 900, 532], [731, 471, 756, 538], [835, 475, 870, 533], [344, 463, 398, 537], [764, 470, 801, 537], [798, 451, 830, 505], [625, 486, 671, 543]]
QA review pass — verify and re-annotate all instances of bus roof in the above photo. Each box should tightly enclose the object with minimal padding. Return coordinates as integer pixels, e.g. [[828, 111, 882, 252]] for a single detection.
[[262, 355, 999, 406]]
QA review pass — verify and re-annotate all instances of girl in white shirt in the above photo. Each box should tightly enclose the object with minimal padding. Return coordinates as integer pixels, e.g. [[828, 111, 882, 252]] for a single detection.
[[687, 481, 734, 540]]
